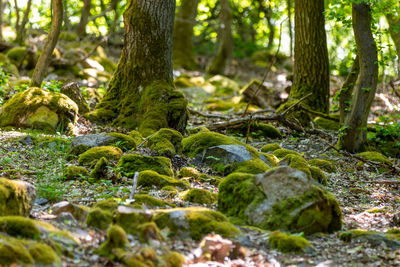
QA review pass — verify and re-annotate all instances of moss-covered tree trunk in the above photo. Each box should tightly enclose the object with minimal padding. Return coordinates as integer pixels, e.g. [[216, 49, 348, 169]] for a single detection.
[[31, 0, 63, 87], [207, 0, 233, 75], [337, 3, 378, 153], [172, 0, 199, 70], [386, 14, 400, 78], [291, 0, 329, 113], [89, 0, 188, 136], [339, 55, 359, 124], [76, 0, 91, 38]]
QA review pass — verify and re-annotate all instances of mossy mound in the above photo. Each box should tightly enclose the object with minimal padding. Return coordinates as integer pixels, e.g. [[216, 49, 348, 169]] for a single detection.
[[105, 132, 137, 151], [339, 229, 400, 248], [358, 151, 392, 165], [78, 146, 122, 166], [154, 207, 241, 240], [280, 154, 311, 177], [98, 225, 130, 258], [163, 251, 185, 267], [268, 231, 310, 253], [0, 216, 40, 239], [133, 194, 174, 208], [86, 208, 113, 230], [89, 157, 108, 180], [114, 206, 153, 236], [218, 170, 342, 235], [309, 166, 328, 185], [314, 116, 340, 131], [228, 123, 282, 139], [28, 242, 61, 265], [207, 75, 240, 95], [0, 178, 35, 216], [224, 159, 271, 175], [138, 170, 190, 190], [136, 222, 165, 243], [273, 148, 301, 159], [261, 153, 279, 167], [182, 188, 217, 205], [118, 154, 173, 177], [308, 159, 337, 173], [261, 143, 281, 153], [145, 128, 183, 157], [182, 131, 243, 158], [161, 186, 179, 197], [128, 130, 145, 146], [186, 126, 210, 135], [0, 87, 78, 131], [205, 99, 237, 111], [6, 46, 27, 64], [178, 167, 201, 179], [64, 165, 89, 180]]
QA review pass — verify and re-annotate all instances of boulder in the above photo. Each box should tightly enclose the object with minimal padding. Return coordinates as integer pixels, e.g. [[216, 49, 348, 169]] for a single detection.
[[0, 178, 36, 216], [241, 79, 281, 108], [218, 167, 342, 235], [118, 154, 174, 177], [60, 82, 89, 114], [0, 87, 78, 131], [145, 128, 183, 157]]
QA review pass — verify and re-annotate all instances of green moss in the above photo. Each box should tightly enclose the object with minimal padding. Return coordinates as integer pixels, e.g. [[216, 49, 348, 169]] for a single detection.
[[0, 235, 33, 265], [182, 188, 217, 205], [199, 174, 223, 186], [314, 116, 340, 131], [182, 131, 243, 158], [225, 159, 270, 175], [261, 143, 281, 153], [138, 170, 190, 190], [6, 47, 27, 64], [146, 128, 183, 157], [154, 207, 240, 240], [358, 151, 392, 165], [178, 167, 200, 179], [218, 173, 265, 221], [89, 157, 108, 180], [0, 216, 40, 239], [273, 148, 301, 159], [115, 208, 152, 236], [59, 31, 78, 41], [309, 166, 328, 185], [339, 229, 376, 242], [163, 251, 185, 267], [78, 146, 122, 166], [174, 76, 196, 88], [64, 165, 89, 180], [186, 126, 210, 135], [98, 56, 117, 73], [205, 99, 236, 111], [0, 178, 33, 216], [261, 153, 279, 167], [118, 154, 173, 177], [128, 130, 145, 146], [228, 123, 282, 139], [137, 222, 165, 243], [85, 208, 113, 230], [276, 100, 312, 126], [308, 159, 337, 173], [134, 194, 174, 208], [281, 154, 311, 177], [28, 243, 60, 265], [98, 225, 130, 258], [93, 198, 120, 212], [0, 87, 78, 130], [268, 231, 309, 253], [161, 186, 179, 197], [106, 132, 137, 151], [207, 75, 240, 95]]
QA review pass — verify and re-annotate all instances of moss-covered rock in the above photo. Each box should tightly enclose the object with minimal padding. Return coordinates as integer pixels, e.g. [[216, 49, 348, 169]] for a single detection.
[[0, 87, 78, 131], [205, 99, 237, 111], [273, 148, 301, 159], [161, 186, 179, 197], [358, 151, 392, 165], [85, 208, 113, 230], [133, 194, 174, 208], [28, 243, 61, 265], [145, 128, 183, 157], [98, 225, 130, 258], [280, 154, 311, 177], [268, 231, 309, 253], [182, 188, 217, 205], [314, 116, 340, 131], [78, 146, 122, 166], [0, 178, 35, 216], [136, 222, 165, 243], [261, 153, 279, 167], [6, 46, 27, 64], [105, 132, 137, 151], [138, 170, 190, 190], [154, 207, 241, 240], [128, 130, 145, 146], [64, 165, 89, 180], [118, 154, 173, 177], [339, 229, 400, 248], [186, 126, 210, 135], [0, 216, 40, 239], [0, 235, 34, 265], [163, 251, 185, 267], [261, 143, 281, 153], [308, 159, 337, 173], [309, 166, 328, 185], [178, 167, 200, 179], [228, 123, 282, 139], [89, 157, 108, 180], [224, 158, 270, 175], [114, 206, 153, 236]]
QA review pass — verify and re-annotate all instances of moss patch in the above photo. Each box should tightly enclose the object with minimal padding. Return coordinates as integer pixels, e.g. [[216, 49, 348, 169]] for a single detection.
[[134, 194, 174, 208], [308, 159, 337, 173], [78, 146, 122, 166], [145, 128, 183, 157], [28, 243, 60, 265], [64, 165, 89, 180], [0, 216, 40, 239], [314, 116, 340, 131], [273, 148, 301, 159], [261, 143, 281, 153], [228, 123, 282, 139], [89, 157, 108, 180], [106, 132, 137, 151], [358, 151, 392, 165], [225, 159, 270, 175], [118, 154, 173, 177], [309, 166, 328, 185], [98, 225, 130, 258], [86, 208, 113, 230], [268, 231, 309, 253], [0, 178, 34, 216], [138, 170, 190, 190], [182, 188, 217, 205]]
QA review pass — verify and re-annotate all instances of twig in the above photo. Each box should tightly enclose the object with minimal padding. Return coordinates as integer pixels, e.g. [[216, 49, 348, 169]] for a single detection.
[[299, 105, 340, 122], [129, 171, 139, 200]]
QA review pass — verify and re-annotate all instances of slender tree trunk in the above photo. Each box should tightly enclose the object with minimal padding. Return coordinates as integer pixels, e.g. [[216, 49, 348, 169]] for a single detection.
[[76, 0, 91, 38], [337, 3, 378, 152], [89, 0, 188, 136], [63, 0, 71, 30], [13, 0, 20, 34], [173, 0, 199, 70], [0, 0, 3, 41], [207, 0, 233, 75], [287, 0, 293, 64], [339, 55, 359, 124], [290, 0, 330, 113], [31, 0, 63, 87], [16, 0, 32, 44], [109, 0, 119, 34], [386, 14, 400, 78], [265, 5, 275, 50]]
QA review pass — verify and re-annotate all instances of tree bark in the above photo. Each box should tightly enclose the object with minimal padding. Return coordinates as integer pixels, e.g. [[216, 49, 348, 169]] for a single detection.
[[16, 0, 32, 44], [89, 0, 188, 136], [339, 55, 359, 124], [207, 0, 233, 75], [31, 0, 63, 87], [287, 0, 293, 63], [290, 0, 329, 113], [337, 3, 378, 153], [13, 0, 20, 34], [0, 0, 3, 41], [265, 5, 275, 50], [76, 0, 91, 38], [386, 14, 400, 78], [172, 0, 199, 70]]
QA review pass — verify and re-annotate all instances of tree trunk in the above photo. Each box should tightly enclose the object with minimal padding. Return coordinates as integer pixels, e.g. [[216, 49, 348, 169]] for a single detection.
[[109, 0, 119, 34], [386, 14, 400, 78], [0, 0, 3, 41], [265, 5, 275, 50], [337, 3, 378, 153], [287, 0, 293, 64], [339, 55, 359, 124], [31, 0, 63, 87], [13, 0, 20, 34], [290, 0, 329, 113], [16, 0, 32, 44], [207, 0, 233, 75], [172, 0, 199, 70], [76, 0, 91, 38], [88, 0, 188, 136]]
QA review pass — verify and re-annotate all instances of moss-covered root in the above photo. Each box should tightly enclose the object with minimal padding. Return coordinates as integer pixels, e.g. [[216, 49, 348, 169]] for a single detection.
[[98, 225, 130, 258], [268, 231, 310, 253]]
